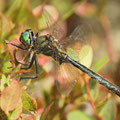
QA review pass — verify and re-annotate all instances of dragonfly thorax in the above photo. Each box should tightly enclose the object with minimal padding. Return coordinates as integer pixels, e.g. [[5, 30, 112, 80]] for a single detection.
[[34, 34, 67, 64]]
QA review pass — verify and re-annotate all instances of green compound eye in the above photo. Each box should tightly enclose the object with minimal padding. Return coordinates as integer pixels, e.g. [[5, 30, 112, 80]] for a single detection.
[[23, 31, 29, 42]]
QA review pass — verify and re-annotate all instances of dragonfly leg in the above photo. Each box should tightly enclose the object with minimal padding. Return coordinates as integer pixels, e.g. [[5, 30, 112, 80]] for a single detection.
[[34, 54, 39, 78], [20, 54, 39, 80], [20, 51, 34, 70], [7, 42, 29, 50], [20, 50, 33, 67]]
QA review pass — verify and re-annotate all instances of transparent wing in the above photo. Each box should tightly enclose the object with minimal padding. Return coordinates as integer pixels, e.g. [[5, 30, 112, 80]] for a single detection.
[[42, 7, 93, 96], [42, 6, 65, 41], [62, 23, 93, 50], [42, 7, 93, 50], [55, 62, 79, 96]]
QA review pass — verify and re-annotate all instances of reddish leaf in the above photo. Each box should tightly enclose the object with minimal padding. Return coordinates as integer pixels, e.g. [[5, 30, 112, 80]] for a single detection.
[[6, 39, 28, 64], [5, 39, 19, 58], [75, 2, 94, 17], [10, 101, 22, 120], [15, 48, 27, 64], [0, 80, 21, 115], [37, 56, 51, 66], [33, 5, 59, 21], [33, 5, 59, 29], [32, 5, 42, 17], [40, 102, 54, 120], [21, 114, 34, 120]]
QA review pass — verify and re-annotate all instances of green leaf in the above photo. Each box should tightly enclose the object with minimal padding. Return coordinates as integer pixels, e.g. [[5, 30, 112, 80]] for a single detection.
[[81, 82, 87, 99], [67, 110, 95, 120], [99, 98, 116, 120], [89, 80, 98, 101], [38, 5, 59, 30], [13, 0, 27, 23], [40, 102, 54, 120], [67, 48, 79, 62], [50, 0, 73, 15], [38, 14, 47, 30], [92, 56, 109, 72], [0, 43, 5, 53], [5, 0, 21, 18], [0, 80, 21, 115], [82, 80, 98, 101], [21, 90, 37, 111], [53, 113, 60, 120], [1, 75, 10, 91], [2, 60, 12, 73], [0, 13, 14, 42], [10, 101, 22, 120], [79, 45, 93, 68], [82, 56, 109, 101]]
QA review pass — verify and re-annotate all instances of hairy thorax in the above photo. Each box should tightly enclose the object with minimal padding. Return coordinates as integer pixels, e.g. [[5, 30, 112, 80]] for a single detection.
[[33, 35, 66, 64]]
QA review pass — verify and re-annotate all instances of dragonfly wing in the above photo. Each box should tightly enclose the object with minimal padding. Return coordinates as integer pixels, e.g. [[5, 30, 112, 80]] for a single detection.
[[42, 6, 65, 41], [62, 23, 93, 50], [62, 23, 94, 68], [55, 62, 79, 96]]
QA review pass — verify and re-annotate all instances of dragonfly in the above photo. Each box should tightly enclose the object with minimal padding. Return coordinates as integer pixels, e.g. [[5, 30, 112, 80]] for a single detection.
[[7, 7, 120, 97]]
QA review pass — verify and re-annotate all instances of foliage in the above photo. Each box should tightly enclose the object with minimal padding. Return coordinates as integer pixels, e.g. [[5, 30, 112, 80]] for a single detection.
[[0, 0, 120, 120]]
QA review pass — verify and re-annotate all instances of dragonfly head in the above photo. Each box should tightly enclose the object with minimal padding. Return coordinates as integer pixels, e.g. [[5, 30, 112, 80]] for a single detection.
[[20, 29, 34, 46]]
